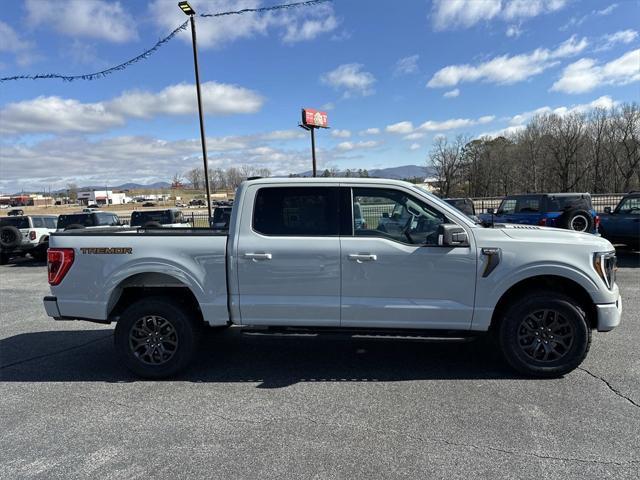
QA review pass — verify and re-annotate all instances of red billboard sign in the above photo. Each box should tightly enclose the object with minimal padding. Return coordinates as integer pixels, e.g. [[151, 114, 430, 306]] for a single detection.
[[302, 108, 328, 128]]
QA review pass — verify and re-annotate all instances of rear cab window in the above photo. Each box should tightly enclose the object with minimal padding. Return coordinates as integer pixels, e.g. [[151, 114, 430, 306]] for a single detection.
[[57, 214, 95, 229], [253, 187, 339, 236]]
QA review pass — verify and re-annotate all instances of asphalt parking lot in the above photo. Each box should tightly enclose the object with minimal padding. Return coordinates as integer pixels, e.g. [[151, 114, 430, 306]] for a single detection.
[[0, 251, 638, 479]]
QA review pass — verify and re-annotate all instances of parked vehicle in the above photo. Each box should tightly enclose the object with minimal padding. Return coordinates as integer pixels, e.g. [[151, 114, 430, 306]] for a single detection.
[[57, 211, 125, 231], [210, 206, 232, 231], [87, 204, 100, 209], [130, 209, 190, 228], [0, 215, 58, 264], [599, 192, 640, 250], [44, 178, 621, 379], [7, 208, 24, 216], [444, 198, 480, 223], [479, 193, 599, 233], [142, 202, 157, 208], [189, 199, 206, 207]]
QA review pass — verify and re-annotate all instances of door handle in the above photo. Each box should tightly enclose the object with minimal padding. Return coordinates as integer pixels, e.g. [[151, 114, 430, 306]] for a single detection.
[[348, 253, 377, 262], [244, 253, 272, 260]]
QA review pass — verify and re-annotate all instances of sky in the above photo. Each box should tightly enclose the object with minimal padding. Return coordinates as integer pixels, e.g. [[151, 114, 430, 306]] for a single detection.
[[0, 0, 639, 194]]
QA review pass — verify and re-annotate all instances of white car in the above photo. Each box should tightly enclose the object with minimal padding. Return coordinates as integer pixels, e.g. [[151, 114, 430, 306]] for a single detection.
[[0, 215, 58, 264]]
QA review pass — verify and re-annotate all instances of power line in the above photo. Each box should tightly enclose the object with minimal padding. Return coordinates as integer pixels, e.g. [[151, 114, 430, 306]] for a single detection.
[[0, 0, 332, 83]]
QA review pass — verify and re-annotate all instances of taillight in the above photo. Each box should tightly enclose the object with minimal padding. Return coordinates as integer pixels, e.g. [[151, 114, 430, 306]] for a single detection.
[[538, 218, 547, 226], [47, 248, 74, 286], [29, 230, 36, 240], [595, 215, 600, 230]]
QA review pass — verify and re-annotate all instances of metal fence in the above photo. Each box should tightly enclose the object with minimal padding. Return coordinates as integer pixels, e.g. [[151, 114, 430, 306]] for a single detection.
[[471, 194, 625, 214]]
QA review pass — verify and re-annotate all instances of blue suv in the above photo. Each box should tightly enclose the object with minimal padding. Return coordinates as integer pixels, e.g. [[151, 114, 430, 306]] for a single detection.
[[599, 192, 640, 250], [479, 193, 599, 233]]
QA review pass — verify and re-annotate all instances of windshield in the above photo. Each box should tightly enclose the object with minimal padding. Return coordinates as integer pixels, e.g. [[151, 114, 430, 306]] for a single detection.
[[445, 199, 475, 216], [0, 217, 29, 229]]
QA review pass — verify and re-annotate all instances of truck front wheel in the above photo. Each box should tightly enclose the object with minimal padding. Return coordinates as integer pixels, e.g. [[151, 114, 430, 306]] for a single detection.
[[114, 298, 199, 379], [499, 291, 591, 378]]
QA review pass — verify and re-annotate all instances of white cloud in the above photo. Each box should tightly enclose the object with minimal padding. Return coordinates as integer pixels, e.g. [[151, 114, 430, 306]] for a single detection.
[[506, 24, 523, 38], [427, 35, 588, 88], [0, 20, 37, 66], [508, 96, 618, 126], [431, 0, 567, 30], [0, 82, 264, 135], [0, 97, 124, 135], [409, 143, 421, 151], [281, 4, 339, 43], [562, 3, 618, 31], [419, 115, 494, 132], [108, 82, 264, 117], [431, 0, 501, 30], [403, 132, 425, 140], [597, 4, 618, 16], [0, 133, 317, 192], [360, 128, 380, 136], [331, 129, 352, 138], [25, 0, 137, 43], [385, 121, 414, 134], [149, 0, 337, 49], [443, 88, 460, 98], [321, 63, 376, 97], [394, 55, 420, 76], [597, 30, 639, 51], [335, 140, 380, 151], [260, 130, 305, 141], [551, 49, 640, 94]]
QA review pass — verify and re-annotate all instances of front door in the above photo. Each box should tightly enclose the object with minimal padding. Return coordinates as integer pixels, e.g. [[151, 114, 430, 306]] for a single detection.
[[340, 186, 477, 330], [236, 185, 341, 327]]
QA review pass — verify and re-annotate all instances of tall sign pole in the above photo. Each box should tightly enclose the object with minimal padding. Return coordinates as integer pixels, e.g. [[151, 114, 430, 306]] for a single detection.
[[300, 108, 328, 178], [179, 1, 213, 221]]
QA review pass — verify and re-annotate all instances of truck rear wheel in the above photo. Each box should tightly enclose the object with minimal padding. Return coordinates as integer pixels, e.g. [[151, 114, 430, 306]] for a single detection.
[[114, 298, 199, 379], [498, 291, 591, 378]]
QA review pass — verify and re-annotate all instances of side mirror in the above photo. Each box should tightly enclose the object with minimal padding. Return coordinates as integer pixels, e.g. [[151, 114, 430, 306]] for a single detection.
[[487, 207, 495, 215], [436, 224, 469, 247], [604, 207, 612, 214]]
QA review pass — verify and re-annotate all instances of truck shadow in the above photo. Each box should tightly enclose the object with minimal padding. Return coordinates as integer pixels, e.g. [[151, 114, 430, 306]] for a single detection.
[[0, 328, 523, 386]]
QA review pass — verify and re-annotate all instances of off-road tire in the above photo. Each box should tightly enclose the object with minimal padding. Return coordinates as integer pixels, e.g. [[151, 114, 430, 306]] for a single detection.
[[0, 225, 21, 248], [499, 290, 591, 378], [557, 208, 594, 232], [114, 298, 200, 379]]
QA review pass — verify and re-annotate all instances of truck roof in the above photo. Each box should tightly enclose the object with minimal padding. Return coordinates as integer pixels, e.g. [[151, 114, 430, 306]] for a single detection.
[[243, 177, 420, 188]]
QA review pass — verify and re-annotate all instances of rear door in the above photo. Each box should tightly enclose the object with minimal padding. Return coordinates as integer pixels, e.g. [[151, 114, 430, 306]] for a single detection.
[[340, 186, 477, 330], [236, 185, 342, 326]]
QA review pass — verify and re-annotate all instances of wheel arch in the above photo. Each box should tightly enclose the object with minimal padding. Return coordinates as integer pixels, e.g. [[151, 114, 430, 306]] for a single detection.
[[107, 272, 204, 325], [489, 275, 597, 332]]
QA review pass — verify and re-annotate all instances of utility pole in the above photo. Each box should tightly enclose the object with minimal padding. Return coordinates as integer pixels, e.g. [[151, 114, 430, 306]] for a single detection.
[[179, 1, 213, 221]]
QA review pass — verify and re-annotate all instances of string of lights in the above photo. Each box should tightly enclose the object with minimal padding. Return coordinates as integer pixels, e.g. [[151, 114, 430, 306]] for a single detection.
[[0, 0, 332, 83]]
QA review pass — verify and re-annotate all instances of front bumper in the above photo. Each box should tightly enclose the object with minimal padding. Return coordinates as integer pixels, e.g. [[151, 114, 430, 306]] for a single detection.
[[596, 295, 622, 332]]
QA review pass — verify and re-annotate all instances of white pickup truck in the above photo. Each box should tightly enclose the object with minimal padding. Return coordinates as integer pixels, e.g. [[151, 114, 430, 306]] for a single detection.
[[43, 178, 622, 379]]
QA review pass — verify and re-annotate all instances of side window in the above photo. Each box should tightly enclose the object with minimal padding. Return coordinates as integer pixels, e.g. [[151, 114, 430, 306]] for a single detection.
[[516, 197, 540, 213], [31, 217, 44, 228], [352, 188, 446, 245], [498, 199, 516, 214], [44, 217, 57, 228], [253, 187, 339, 236], [619, 197, 640, 214]]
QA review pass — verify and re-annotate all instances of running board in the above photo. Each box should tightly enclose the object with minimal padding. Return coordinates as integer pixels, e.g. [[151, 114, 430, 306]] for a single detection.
[[240, 326, 480, 341]]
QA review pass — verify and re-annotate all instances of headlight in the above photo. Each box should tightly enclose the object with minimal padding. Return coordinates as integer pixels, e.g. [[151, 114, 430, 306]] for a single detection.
[[593, 251, 616, 290]]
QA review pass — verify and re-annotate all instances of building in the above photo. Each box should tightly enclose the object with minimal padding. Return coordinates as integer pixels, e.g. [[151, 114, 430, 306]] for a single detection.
[[77, 190, 129, 205]]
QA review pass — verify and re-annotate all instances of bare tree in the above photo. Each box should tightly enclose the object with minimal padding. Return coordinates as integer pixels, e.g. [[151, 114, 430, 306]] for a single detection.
[[429, 135, 467, 197], [185, 168, 203, 190]]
